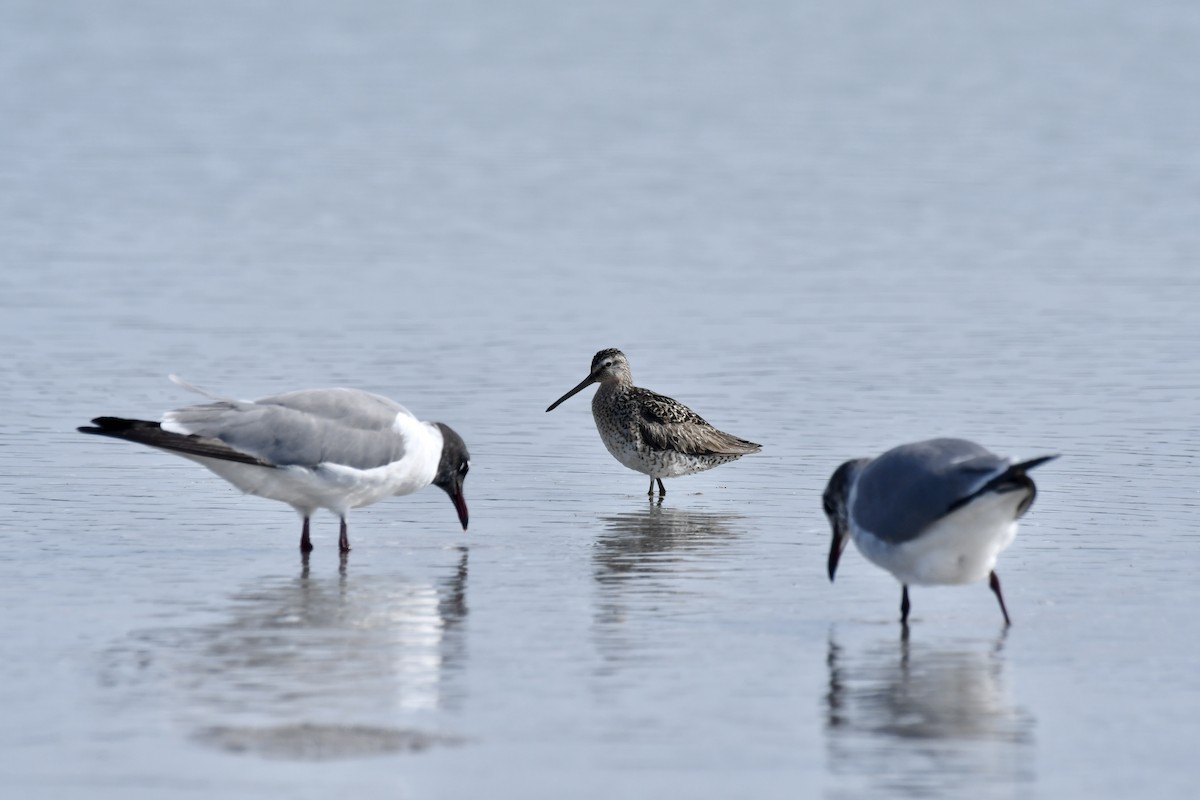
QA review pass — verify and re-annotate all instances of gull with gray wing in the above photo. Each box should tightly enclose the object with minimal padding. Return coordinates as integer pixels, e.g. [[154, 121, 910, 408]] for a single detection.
[[78, 377, 470, 554], [823, 438, 1056, 626], [546, 349, 760, 496]]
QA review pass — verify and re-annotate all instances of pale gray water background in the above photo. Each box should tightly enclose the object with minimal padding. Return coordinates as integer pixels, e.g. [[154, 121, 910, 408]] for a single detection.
[[2, 1, 1199, 797]]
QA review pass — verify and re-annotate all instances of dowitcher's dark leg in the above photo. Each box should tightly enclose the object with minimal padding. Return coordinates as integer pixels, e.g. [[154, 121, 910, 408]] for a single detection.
[[656, 478, 666, 496], [339, 517, 351, 553], [647, 477, 655, 496], [300, 517, 313, 554], [989, 571, 1011, 626], [900, 585, 911, 625]]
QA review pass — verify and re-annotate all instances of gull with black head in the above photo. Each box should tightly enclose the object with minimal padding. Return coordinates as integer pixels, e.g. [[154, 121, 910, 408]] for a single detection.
[[823, 438, 1056, 626], [78, 376, 470, 554], [546, 349, 760, 496]]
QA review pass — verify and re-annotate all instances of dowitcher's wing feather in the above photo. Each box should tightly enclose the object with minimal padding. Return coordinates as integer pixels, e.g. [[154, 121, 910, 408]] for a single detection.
[[634, 388, 761, 456]]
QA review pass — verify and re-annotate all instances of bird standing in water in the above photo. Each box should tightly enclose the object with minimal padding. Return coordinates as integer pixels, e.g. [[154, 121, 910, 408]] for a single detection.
[[79, 377, 470, 554], [546, 349, 761, 496], [823, 438, 1056, 626]]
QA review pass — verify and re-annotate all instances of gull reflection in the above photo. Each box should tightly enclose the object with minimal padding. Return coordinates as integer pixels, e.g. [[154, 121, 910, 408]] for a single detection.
[[107, 548, 469, 728], [825, 630, 1034, 799]]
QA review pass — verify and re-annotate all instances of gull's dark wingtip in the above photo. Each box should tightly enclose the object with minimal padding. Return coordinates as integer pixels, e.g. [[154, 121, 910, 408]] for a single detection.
[[78, 417, 151, 437], [1016, 453, 1059, 472]]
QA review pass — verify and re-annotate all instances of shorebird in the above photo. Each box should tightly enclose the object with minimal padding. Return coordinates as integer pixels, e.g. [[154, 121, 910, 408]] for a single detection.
[[78, 377, 470, 553], [545, 348, 761, 496], [823, 438, 1056, 626]]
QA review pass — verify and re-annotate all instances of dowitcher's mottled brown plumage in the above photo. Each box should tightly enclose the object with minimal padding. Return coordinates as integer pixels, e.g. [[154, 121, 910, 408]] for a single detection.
[[546, 349, 761, 496]]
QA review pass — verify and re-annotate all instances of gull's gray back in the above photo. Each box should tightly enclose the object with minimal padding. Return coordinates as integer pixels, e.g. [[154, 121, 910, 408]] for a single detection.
[[851, 438, 1010, 543], [166, 388, 413, 470]]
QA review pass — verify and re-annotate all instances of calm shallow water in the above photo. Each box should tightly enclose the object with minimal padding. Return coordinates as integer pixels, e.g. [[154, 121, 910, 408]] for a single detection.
[[2, 1, 1200, 797]]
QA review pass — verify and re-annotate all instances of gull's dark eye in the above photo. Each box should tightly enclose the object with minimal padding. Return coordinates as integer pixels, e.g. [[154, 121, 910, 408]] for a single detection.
[[460, 462, 470, 475]]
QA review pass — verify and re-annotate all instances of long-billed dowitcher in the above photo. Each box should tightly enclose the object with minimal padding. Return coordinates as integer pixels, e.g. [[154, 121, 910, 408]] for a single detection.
[[545, 348, 761, 496], [823, 438, 1057, 626], [78, 376, 470, 553]]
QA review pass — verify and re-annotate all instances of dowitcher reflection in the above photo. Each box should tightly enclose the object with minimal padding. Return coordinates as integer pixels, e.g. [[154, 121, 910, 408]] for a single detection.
[[592, 504, 745, 667]]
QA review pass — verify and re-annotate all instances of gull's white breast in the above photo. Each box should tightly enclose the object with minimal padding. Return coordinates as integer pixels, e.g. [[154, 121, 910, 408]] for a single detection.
[[851, 489, 1028, 586]]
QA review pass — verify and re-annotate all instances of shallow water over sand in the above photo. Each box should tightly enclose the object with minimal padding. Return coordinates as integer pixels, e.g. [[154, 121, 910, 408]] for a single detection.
[[2, 1, 1199, 797]]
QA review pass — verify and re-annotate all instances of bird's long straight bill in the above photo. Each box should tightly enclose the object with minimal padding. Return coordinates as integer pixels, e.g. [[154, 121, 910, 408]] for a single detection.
[[545, 374, 597, 412], [450, 486, 469, 530], [827, 528, 850, 581]]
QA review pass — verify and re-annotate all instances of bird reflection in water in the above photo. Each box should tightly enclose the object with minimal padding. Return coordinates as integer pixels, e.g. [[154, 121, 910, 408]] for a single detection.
[[106, 547, 470, 748], [593, 501, 743, 665], [595, 500, 743, 583], [825, 629, 1034, 799]]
